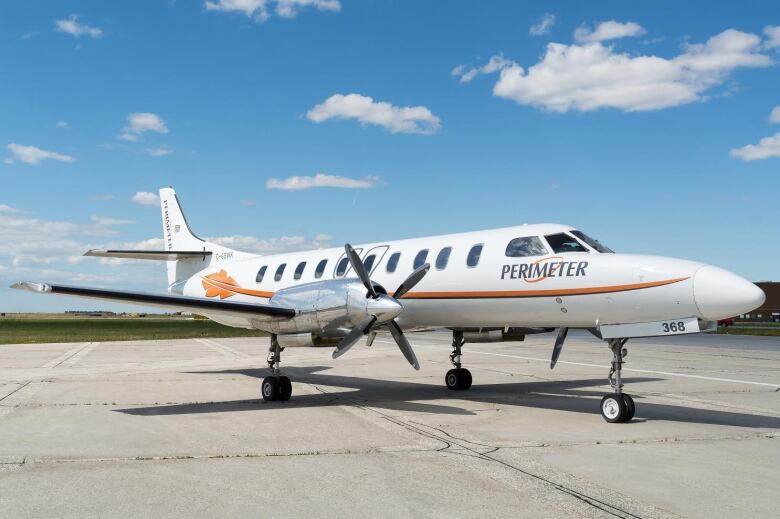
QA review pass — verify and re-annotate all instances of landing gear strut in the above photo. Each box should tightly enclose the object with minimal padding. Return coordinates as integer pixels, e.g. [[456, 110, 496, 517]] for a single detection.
[[445, 331, 472, 390], [600, 338, 635, 423], [262, 334, 292, 402]]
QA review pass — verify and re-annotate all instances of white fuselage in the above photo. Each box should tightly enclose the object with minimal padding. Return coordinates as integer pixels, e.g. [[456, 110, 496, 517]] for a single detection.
[[175, 223, 764, 333]]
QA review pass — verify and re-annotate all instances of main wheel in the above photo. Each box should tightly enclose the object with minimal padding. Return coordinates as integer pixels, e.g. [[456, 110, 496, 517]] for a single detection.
[[600, 394, 626, 423], [445, 368, 472, 390], [279, 376, 292, 401], [621, 394, 635, 422], [261, 376, 280, 402]]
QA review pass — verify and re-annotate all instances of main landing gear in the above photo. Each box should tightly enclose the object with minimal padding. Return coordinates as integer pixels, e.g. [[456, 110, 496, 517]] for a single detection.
[[262, 335, 292, 402], [445, 331, 472, 390], [600, 338, 635, 423]]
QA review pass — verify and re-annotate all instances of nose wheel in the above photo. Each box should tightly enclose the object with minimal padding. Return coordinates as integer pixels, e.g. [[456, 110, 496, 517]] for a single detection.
[[445, 331, 472, 390], [262, 335, 292, 402], [600, 338, 635, 423]]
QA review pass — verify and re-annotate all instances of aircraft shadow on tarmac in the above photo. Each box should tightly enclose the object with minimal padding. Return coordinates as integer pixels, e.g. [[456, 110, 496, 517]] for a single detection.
[[115, 366, 780, 429]]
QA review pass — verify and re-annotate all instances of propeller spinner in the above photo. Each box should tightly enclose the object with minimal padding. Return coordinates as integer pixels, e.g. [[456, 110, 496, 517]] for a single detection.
[[332, 244, 428, 369]]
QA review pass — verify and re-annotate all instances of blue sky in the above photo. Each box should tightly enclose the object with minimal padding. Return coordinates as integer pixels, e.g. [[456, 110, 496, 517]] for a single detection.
[[2, 1, 779, 312]]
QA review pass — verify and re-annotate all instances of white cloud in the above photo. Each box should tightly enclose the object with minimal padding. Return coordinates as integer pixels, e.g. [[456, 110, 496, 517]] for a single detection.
[[452, 54, 517, 83], [276, 0, 340, 18], [119, 113, 169, 141], [0, 204, 21, 213], [205, 0, 340, 22], [90, 216, 135, 226], [769, 105, 780, 123], [131, 192, 160, 206], [6, 143, 74, 165], [574, 20, 646, 44], [730, 133, 780, 161], [764, 25, 780, 49], [266, 173, 381, 190], [54, 15, 102, 38], [529, 13, 555, 37], [307, 94, 441, 134], [469, 28, 774, 113], [208, 233, 334, 254], [146, 145, 173, 157], [56, 121, 69, 128]]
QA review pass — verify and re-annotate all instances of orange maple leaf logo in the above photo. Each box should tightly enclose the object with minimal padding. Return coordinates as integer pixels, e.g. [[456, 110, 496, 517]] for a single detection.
[[202, 269, 238, 299]]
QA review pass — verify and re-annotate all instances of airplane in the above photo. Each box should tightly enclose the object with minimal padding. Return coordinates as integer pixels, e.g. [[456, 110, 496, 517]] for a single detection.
[[12, 187, 766, 423]]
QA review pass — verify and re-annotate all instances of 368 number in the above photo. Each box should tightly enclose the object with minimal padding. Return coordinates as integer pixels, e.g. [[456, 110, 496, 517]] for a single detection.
[[662, 321, 686, 333]]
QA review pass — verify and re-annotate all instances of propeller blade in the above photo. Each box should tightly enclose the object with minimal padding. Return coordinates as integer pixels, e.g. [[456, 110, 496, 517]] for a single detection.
[[365, 331, 376, 347], [550, 327, 569, 369], [345, 244, 376, 298], [387, 320, 420, 370], [333, 315, 376, 359], [393, 263, 430, 300]]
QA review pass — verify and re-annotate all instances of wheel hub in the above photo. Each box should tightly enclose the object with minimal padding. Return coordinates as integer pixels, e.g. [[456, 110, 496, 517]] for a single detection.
[[602, 398, 620, 420]]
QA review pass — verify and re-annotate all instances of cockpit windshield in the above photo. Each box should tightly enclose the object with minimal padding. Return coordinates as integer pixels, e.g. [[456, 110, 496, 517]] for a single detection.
[[571, 230, 613, 253]]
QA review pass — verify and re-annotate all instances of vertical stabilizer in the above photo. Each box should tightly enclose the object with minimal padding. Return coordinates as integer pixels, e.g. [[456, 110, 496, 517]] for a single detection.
[[158, 187, 248, 289], [159, 187, 206, 252]]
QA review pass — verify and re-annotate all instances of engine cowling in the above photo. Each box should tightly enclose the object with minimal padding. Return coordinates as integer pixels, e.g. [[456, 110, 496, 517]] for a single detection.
[[265, 279, 393, 337], [462, 327, 553, 343], [276, 333, 341, 348]]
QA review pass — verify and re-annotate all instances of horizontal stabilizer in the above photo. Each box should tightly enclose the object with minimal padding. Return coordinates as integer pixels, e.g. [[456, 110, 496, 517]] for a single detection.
[[84, 250, 211, 261], [11, 282, 295, 320]]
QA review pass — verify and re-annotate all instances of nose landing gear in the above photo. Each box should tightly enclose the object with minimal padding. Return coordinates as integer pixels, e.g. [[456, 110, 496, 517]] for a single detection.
[[600, 338, 635, 423], [262, 334, 292, 402], [445, 331, 472, 390]]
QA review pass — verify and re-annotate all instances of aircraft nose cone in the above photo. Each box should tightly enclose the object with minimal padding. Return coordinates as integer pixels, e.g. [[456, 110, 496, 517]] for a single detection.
[[693, 266, 765, 321], [366, 295, 403, 323]]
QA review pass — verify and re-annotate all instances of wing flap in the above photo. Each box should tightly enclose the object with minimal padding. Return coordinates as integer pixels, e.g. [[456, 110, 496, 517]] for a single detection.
[[11, 282, 295, 320], [84, 250, 211, 261]]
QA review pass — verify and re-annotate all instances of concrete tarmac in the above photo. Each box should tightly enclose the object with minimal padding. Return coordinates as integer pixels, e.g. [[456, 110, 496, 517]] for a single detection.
[[0, 330, 778, 518]]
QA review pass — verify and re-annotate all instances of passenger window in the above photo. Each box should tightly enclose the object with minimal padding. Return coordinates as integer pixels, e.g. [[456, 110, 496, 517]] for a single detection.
[[255, 265, 268, 283], [466, 244, 483, 267], [505, 237, 548, 257], [386, 252, 401, 273], [274, 263, 286, 281], [314, 259, 328, 279], [413, 249, 429, 269], [435, 247, 452, 270], [336, 257, 349, 277], [571, 230, 613, 253], [544, 233, 588, 254], [294, 261, 306, 280], [363, 254, 376, 273]]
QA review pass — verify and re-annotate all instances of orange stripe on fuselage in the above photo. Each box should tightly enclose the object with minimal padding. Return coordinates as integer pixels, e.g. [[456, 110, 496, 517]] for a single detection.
[[200, 275, 689, 301], [395, 277, 690, 300], [201, 276, 275, 299]]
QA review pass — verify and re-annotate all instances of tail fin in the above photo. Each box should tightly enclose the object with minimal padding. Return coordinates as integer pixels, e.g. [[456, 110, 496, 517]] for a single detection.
[[158, 187, 247, 289]]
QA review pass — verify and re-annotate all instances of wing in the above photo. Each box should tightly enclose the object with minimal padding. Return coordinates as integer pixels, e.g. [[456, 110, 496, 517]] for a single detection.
[[11, 282, 295, 322], [84, 250, 211, 261]]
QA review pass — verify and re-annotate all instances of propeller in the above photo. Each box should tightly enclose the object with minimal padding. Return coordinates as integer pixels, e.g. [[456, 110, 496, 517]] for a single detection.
[[332, 244, 429, 369], [550, 327, 568, 369]]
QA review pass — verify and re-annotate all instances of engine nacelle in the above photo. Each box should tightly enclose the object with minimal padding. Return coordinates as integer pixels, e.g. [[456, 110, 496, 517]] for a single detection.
[[462, 327, 552, 343], [265, 279, 374, 336]]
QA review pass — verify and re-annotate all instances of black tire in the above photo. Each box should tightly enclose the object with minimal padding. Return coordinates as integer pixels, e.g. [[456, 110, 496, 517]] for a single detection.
[[445, 369, 459, 390], [261, 376, 280, 402], [600, 394, 626, 423], [459, 368, 473, 390], [621, 394, 635, 422], [279, 376, 292, 401]]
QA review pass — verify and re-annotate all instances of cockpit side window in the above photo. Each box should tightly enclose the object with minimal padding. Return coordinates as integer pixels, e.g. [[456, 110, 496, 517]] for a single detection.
[[505, 236, 548, 257], [544, 233, 588, 254], [571, 230, 613, 253]]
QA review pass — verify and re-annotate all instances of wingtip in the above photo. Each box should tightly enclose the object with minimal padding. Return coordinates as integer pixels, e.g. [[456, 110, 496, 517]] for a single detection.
[[84, 249, 105, 257], [10, 282, 51, 293]]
